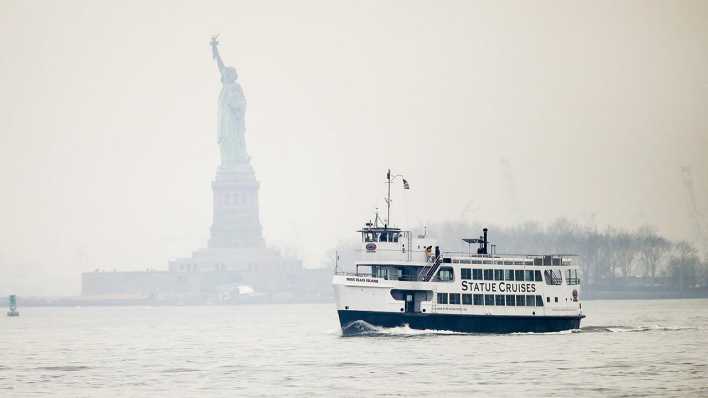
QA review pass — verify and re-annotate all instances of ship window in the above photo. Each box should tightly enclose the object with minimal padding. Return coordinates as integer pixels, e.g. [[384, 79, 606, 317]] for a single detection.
[[534, 257, 543, 266], [506, 295, 516, 306], [526, 295, 536, 307], [364, 232, 375, 242], [471, 259, 482, 264], [437, 267, 454, 281], [461, 268, 471, 280], [462, 294, 473, 305], [536, 295, 544, 307], [494, 270, 504, 281], [484, 294, 494, 306], [473, 294, 483, 305], [472, 269, 483, 280], [555, 297, 559, 303], [372, 266, 386, 279], [546, 297, 550, 303], [503, 260, 513, 265], [504, 269, 515, 281], [516, 295, 526, 306], [437, 293, 448, 304], [449, 293, 461, 304], [515, 270, 524, 281], [389, 268, 402, 280], [524, 270, 534, 281], [483, 269, 493, 280], [534, 270, 542, 282], [552, 257, 561, 266], [495, 295, 505, 306], [483, 260, 492, 264]]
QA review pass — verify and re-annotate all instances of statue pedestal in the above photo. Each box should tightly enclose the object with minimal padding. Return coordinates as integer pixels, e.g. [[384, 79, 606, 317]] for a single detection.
[[168, 159, 287, 278], [208, 161, 265, 249]]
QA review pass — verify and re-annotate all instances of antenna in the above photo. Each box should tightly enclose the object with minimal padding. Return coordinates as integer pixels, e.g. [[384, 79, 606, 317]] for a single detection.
[[383, 169, 410, 228], [386, 169, 391, 227]]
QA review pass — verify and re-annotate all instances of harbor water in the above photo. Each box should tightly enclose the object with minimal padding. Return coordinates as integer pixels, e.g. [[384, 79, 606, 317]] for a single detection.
[[1, 299, 706, 397]]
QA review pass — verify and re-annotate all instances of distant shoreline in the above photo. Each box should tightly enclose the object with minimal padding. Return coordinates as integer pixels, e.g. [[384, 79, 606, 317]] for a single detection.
[[583, 287, 708, 300], [3, 292, 708, 307]]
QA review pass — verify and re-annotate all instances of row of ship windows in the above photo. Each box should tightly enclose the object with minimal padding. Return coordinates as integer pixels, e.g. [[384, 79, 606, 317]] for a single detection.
[[453, 268, 580, 285], [461, 268, 542, 282], [437, 293, 547, 307], [452, 257, 566, 266]]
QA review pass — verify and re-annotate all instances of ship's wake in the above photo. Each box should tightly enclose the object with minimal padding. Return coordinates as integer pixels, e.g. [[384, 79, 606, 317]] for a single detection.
[[340, 320, 467, 337], [579, 325, 693, 333], [339, 321, 693, 337]]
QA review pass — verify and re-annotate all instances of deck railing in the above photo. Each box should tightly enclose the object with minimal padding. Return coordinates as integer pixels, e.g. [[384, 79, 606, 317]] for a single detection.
[[333, 272, 421, 282], [357, 249, 575, 266]]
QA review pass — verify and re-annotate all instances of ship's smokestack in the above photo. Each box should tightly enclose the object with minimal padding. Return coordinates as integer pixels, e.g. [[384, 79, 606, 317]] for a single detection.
[[483, 228, 488, 254]]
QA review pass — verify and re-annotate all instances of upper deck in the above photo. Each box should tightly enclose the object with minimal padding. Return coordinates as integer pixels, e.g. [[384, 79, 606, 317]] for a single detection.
[[354, 225, 575, 266], [445, 254, 574, 267]]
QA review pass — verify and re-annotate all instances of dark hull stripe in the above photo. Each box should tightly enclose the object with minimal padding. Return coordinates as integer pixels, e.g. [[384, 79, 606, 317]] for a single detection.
[[338, 310, 583, 334]]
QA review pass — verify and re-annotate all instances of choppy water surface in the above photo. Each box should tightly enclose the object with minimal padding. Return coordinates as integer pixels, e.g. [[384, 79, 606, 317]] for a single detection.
[[1, 299, 706, 397]]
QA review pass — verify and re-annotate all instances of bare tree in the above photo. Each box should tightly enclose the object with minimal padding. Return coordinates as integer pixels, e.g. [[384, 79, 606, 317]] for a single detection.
[[667, 241, 700, 291], [393, 219, 695, 291], [636, 226, 671, 282]]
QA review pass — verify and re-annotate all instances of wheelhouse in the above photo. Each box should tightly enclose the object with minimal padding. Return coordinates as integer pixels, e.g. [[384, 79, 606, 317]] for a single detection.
[[359, 226, 406, 243]]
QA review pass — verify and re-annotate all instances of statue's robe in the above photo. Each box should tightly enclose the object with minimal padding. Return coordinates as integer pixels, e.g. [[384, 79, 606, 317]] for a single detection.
[[217, 81, 247, 167]]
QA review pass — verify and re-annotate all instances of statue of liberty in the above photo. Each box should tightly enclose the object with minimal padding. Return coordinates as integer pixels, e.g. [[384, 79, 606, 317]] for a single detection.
[[210, 36, 248, 168]]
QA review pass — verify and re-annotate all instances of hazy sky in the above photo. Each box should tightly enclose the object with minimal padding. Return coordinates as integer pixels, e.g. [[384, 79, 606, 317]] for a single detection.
[[1, 0, 706, 295]]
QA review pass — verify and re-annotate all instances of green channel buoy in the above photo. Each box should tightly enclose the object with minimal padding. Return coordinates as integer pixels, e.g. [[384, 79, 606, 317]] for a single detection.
[[7, 294, 19, 317]]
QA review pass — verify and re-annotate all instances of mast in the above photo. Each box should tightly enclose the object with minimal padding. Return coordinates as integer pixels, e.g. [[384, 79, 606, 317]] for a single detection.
[[386, 169, 391, 228]]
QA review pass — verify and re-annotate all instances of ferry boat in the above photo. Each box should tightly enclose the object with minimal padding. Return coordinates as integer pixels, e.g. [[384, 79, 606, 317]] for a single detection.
[[332, 171, 584, 334]]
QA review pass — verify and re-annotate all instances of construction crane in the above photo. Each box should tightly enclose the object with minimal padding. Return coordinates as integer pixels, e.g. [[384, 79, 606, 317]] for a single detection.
[[500, 157, 521, 221], [680, 166, 707, 259]]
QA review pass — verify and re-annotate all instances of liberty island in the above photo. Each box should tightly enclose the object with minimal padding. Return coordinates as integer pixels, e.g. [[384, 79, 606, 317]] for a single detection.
[[80, 38, 331, 304]]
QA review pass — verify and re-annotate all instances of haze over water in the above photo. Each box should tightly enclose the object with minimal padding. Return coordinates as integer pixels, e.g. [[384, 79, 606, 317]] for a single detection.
[[1, 299, 706, 397]]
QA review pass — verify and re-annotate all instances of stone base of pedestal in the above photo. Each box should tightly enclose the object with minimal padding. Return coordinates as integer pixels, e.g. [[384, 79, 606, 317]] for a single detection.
[[208, 161, 265, 249]]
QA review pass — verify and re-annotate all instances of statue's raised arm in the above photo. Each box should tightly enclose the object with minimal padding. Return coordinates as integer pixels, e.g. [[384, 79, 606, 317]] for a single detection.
[[210, 35, 225, 76]]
